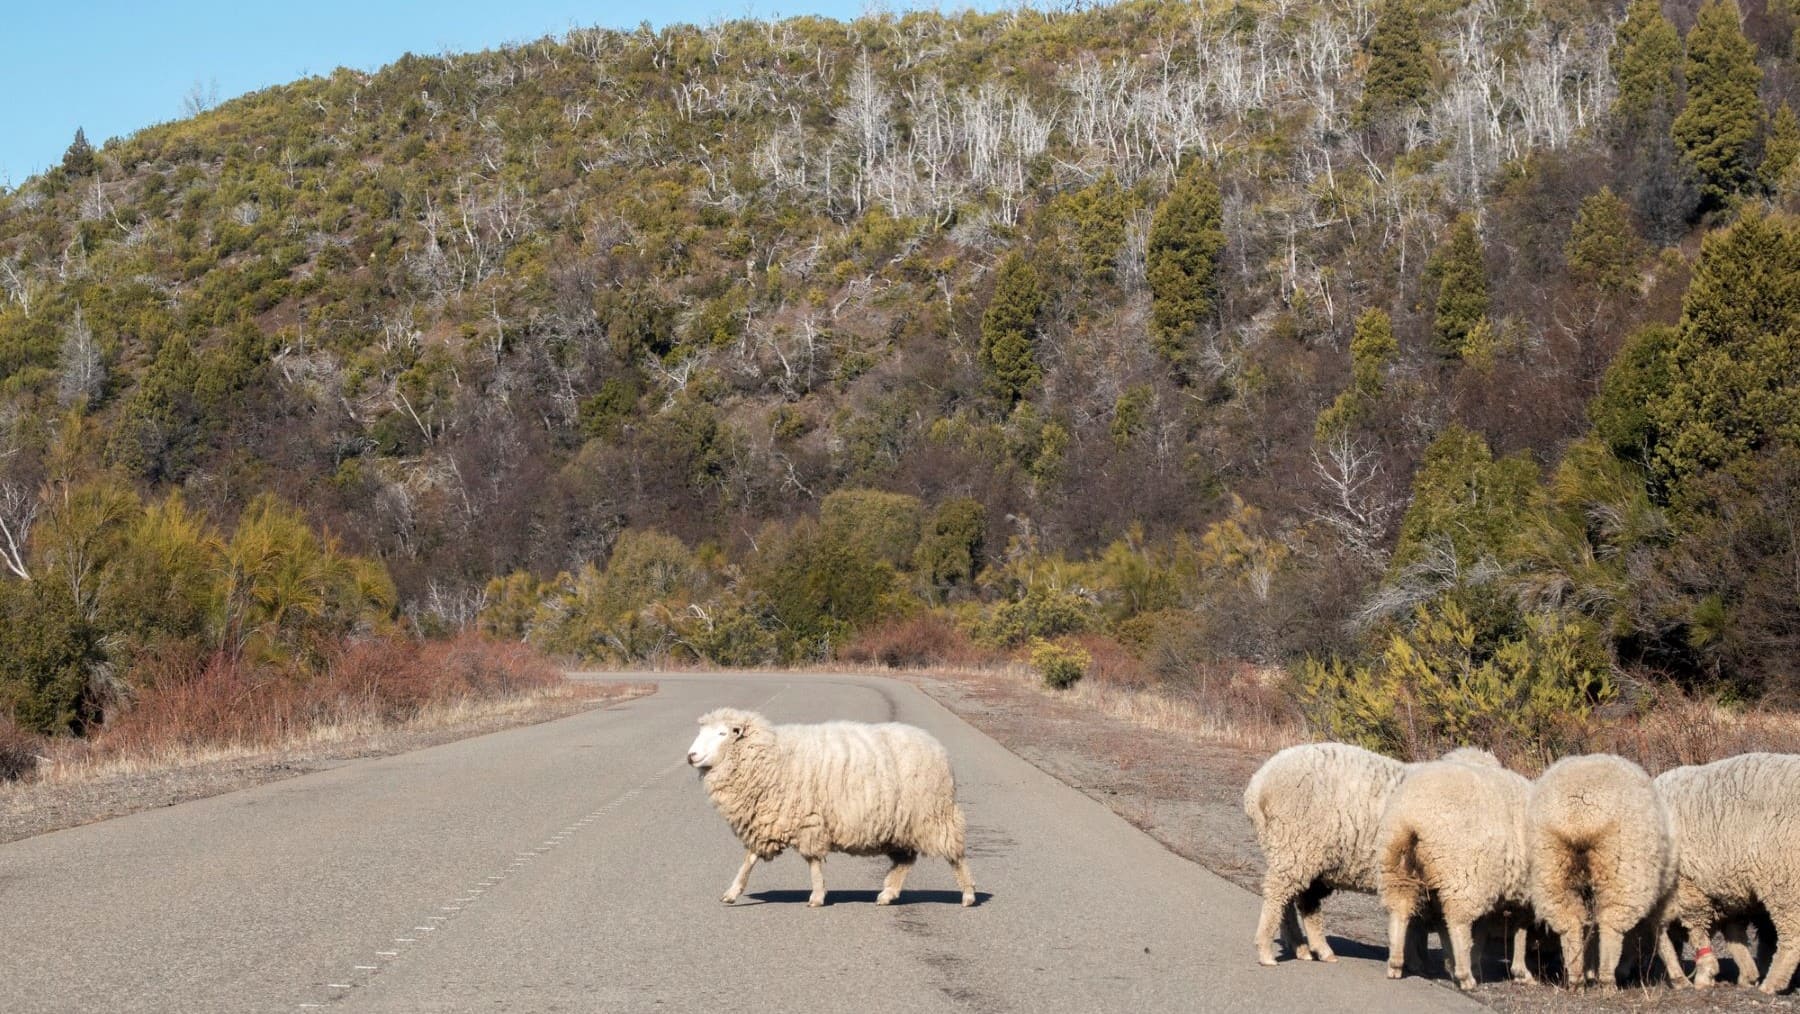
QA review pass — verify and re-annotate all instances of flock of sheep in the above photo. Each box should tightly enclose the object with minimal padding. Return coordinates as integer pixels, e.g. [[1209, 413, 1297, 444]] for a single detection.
[[1246, 743, 1799, 993], [682, 706, 1796, 996]]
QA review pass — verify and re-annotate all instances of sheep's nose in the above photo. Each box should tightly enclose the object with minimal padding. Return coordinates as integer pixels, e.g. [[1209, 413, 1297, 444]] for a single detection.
[[687, 751, 699, 766]]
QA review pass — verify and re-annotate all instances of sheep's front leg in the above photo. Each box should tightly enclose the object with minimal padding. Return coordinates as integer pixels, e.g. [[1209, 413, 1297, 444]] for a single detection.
[[877, 850, 915, 905], [806, 855, 827, 908], [1281, 902, 1309, 960], [1510, 921, 1536, 983], [1298, 893, 1337, 963], [1720, 918, 1759, 986], [722, 851, 757, 904], [1759, 918, 1799, 996]]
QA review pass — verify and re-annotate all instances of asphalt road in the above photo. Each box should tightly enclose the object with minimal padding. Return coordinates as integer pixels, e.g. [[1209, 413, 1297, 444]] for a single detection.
[[0, 672, 1476, 1012]]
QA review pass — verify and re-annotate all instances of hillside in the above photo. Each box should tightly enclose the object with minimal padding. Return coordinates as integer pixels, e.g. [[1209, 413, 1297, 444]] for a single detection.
[[2, 0, 1799, 754]]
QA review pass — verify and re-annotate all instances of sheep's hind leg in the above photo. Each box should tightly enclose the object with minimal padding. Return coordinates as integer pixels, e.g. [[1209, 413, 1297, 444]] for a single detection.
[[949, 855, 976, 907], [721, 851, 757, 904], [806, 855, 827, 908], [1385, 909, 1412, 980], [877, 850, 916, 905], [1595, 925, 1625, 990], [1254, 873, 1300, 965], [1447, 919, 1478, 991]]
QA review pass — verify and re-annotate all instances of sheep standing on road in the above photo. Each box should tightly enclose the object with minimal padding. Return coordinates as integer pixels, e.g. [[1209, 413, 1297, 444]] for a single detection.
[[1527, 753, 1680, 988], [1376, 749, 1535, 989], [1654, 753, 1800, 993], [686, 708, 977, 908], [1245, 742, 1416, 966]]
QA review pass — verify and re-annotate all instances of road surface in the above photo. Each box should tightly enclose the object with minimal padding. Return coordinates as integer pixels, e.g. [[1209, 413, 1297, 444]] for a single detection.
[[0, 672, 1476, 1012]]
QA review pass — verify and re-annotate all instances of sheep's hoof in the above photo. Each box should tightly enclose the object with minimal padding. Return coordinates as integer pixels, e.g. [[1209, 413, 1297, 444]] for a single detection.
[[807, 896, 825, 908], [960, 893, 975, 908], [720, 893, 739, 904], [1386, 965, 1404, 980], [1318, 951, 1338, 964], [1511, 970, 1536, 985], [1257, 956, 1278, 968], [1758, 983, 1778, 996], [875, 892, 896, 906], [1455, 976, 1476, 992]]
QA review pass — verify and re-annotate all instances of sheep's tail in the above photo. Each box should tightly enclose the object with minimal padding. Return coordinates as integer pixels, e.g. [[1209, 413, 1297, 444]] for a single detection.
[[1243, 777, 1269, 840], [1380, 824, 1427, 917]]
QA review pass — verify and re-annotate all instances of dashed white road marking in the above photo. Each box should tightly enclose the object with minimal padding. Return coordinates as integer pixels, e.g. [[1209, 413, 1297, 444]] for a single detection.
[[295, 753, 689, 1007]]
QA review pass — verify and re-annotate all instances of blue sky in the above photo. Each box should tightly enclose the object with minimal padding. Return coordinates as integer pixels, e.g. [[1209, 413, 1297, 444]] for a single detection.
[[0, 0, 1002, 187]]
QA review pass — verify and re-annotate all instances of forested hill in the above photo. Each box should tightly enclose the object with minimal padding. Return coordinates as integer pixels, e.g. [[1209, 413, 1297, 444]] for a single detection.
[[3, 0, 1799, 748]]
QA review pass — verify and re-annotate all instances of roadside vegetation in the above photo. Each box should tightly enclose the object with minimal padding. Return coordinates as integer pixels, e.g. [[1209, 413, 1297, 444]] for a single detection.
[[3, 0, 1800, 777]]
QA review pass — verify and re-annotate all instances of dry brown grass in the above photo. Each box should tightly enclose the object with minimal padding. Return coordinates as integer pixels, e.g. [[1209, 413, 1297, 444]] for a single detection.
[[1576, 687, 1800, 776], [839, 613, 998, 669], [8, 634, 591, 789]]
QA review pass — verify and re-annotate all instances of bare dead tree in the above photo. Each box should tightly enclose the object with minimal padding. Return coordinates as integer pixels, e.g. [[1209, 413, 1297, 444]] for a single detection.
[[57, 306, 105, 407], [1306, 433, 1402, 567], [0, 481, 35, 580]]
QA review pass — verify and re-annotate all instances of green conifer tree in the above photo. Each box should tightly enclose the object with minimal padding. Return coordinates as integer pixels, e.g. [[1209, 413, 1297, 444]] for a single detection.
[[1146, 158, 1225, 379], [1761, 103, 1800, 191], [1651, 211, 1800, 500], [1315, 307, 1398, 440], [980, 252, 1043, 406], [1430, 214, 1491, 359], [60, 127, 95, 177], [1356, 3, 1432, 126], [1565, 188, 1644, 295], [1673, 0, 1764, 206], [1610, 0, 1684, 140]]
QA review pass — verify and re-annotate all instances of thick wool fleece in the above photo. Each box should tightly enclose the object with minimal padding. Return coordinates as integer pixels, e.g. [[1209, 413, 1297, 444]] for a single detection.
[[1527, 753, 1679, 988], [694, 708, 974, 906], [1244, 742, 1409, 966], [1655, 752, 1800, 994], [1378, 752, 1534, 989]]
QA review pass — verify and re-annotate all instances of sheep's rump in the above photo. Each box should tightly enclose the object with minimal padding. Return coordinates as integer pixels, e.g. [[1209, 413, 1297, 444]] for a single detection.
[[775, 720, 964, 858], [1244, 742, 1406, 892]]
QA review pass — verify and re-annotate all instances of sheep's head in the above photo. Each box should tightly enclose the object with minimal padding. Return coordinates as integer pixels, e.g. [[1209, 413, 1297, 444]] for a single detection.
[[688, 708, 766, 770], [1441, 746, 1501, 769]]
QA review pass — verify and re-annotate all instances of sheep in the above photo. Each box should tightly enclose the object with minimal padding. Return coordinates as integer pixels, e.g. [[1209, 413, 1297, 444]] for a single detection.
[[685, 708, 976, 908], [1654, 753, 1800, 994], [1244, 743, 1489, 966], [1527, 753, 1680, 989], [1376, 748, 1535, 990]]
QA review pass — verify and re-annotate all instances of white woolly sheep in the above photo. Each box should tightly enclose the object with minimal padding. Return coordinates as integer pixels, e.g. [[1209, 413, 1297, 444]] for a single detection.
[[686, 708, 976, 908], [1654, 753, 1800, 994], [1377, 748, 1535, 990], [1527, 753, 1680, 989], [1244, 743, 1486, 966]]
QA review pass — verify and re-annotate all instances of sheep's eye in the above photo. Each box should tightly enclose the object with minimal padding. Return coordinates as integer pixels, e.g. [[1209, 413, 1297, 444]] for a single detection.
[[730, 726, 741, 735]]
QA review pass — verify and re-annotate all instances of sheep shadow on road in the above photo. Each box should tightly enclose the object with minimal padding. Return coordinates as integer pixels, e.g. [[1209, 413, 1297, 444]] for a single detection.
[[743, 889, 992, 907]]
